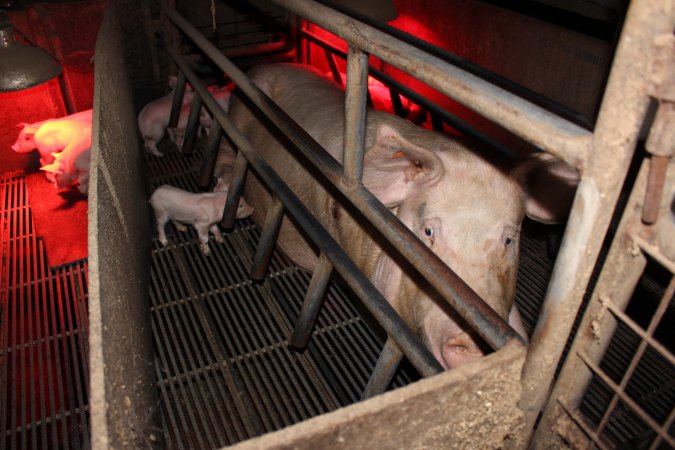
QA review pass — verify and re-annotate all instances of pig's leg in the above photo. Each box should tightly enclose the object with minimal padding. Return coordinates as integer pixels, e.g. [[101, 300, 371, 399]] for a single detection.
[[155, 212, 169, 246], [194, 223, 211, 255], [144, 140, 163, 157], [210, 224, 224, 243], [171, 220, 188, 232]]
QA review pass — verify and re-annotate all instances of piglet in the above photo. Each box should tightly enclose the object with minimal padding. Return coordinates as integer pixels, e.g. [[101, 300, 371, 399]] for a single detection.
[[39, 124, 92, 195], [167, 85, 232, 148], [12, 110, 92, 160], [149, 178, 254, 255], [137, 75, 195, 157]]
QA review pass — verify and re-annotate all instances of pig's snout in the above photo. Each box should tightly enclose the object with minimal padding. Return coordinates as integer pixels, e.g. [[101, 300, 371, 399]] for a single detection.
[[440, 332, 484, 370]]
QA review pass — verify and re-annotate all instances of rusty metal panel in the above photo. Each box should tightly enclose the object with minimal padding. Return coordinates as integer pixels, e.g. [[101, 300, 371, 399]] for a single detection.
[[534, 135, 675, 446]]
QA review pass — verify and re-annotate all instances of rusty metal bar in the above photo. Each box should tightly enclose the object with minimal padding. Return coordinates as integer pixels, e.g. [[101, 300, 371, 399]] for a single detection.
[[593, 277, 674, 439], [521, 1, 675, 445], [343, 45, 369, 185], [291, 253, 334, 348], [301, 29, 519, 157], [269, 0, 592, 167], [168, 71, 187, 128], [181, 93, 202, 155], [199, 121, 223, 189], [324, 48, 342, 87], [577, 351, 675, 448], [250, 197, 285, 281], [164, 43, 444, 377], [361, 338, 403, 400], [643, 100, 674, 224], [162, 3, 522, 352], [221, 151, 249, 229]]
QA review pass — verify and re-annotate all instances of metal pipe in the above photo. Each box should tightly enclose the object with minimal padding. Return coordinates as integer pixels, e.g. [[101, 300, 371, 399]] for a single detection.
[[291, 253, 334, 348], [301, 29, 520, 158], [168, 71, 187, 128], [343, 46, 368, 185], [181, 93, 202, 155], [361, 338, 403, 400], [269, 0, 592, 168], [222, 151, 249, 229], [199, 121, 223, 189], [162, 3, 522, 352], [250, 197, 285, 281], [164, 43, 444, 377]]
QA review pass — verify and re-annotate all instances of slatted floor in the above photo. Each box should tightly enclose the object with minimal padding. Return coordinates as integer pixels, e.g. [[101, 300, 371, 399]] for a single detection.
[[0, 171, 89, 450]]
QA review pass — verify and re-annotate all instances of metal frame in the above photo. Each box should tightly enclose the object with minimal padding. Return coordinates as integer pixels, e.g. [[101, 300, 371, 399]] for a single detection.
[[159, 0, 673, 445]]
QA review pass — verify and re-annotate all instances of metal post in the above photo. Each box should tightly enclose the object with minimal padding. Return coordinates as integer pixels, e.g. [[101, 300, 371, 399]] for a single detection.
[[361, 338, 404, 400], [181, 93, 202, 155], [291, 253, 334, 348], [343, 46, 369, 185], [168, 71, 187, 128], [221, 151, 249, 229], [250, 197, 285, 281], [198, 121, 223, 189]]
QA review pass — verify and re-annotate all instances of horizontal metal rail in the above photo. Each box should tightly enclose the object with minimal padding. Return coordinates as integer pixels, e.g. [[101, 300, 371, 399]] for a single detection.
[[164, 43, 444, 377], [300, 29, 520, 158], [162, 2, 523, 353], [270, 0, 593, 168]]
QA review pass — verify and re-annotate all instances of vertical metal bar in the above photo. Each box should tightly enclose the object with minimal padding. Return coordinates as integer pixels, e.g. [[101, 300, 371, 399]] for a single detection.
[[521, 1, 674, 446], [324, 48, 342, 87], [291, 254, 334, 349], [250, 197, 284, 281], [181, 94, 203, 155], [361, 338, 403, 400], [168, 71, 187, 128], [199, 121, 223, 189], [221, 151, 249, 229], [388, 87, 406, 118], [343, 45, 369, 186]]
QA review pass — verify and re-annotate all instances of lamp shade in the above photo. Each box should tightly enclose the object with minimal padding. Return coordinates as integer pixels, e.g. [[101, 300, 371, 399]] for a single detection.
[[0, 11, 62, 92]]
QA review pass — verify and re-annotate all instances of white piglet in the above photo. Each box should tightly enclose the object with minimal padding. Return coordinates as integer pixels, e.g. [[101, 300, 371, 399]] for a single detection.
[[149, 179, 254, 255], [138, 76, 195, 157]]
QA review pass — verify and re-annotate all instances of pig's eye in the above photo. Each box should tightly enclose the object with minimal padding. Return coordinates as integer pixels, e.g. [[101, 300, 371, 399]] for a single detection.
[[423, 226, 434, 243], [505, 237, 513, 246]]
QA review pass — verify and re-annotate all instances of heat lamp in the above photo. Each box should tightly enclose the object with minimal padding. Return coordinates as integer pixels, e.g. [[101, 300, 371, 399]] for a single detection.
[[0, 9, 62, 92]]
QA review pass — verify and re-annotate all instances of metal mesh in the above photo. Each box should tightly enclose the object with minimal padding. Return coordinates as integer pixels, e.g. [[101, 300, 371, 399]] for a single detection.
[[0, 171, 89, 450]]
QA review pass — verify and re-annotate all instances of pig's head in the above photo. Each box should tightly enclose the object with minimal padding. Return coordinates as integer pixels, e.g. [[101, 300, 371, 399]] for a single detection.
[[213, 177, 254, 219], [363, 124, 577, 370], [11, 123, 39, 153]]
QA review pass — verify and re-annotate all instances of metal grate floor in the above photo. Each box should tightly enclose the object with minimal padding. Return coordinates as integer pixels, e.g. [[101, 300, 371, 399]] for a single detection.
[[147, 149, 417, 449], [0, 170, 90, 450]]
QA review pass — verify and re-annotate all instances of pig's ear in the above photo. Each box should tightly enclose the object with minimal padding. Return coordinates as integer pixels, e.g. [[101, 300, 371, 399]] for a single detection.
[[168, 75, 177, 89], [512, 153, 580, 224], [363, 124, 444, 207]]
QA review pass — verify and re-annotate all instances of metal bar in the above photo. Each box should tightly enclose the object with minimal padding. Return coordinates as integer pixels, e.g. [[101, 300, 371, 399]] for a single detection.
[[388, 87, 405, 118], [361, 338, 403, 400], [291, 253, 334, 348], [599, 295, 675, 367], [577, 352, 675, 448], [649, 406, 675, 450], [162, 5, 522, 352], [301, 29, 519, 157], [221, 151, 249, 229], [324, 48, 342, 87], [522, 1, 675, 444], [642, 155, 668, 224], [163, 42, 444, 377], [198, 121, 223, 189], [593, 277, 675, 439], [250, 197, 285, 281], [268, 0, 592, 167], [181, 94, 203, 155], [343, 45, 368, 185], [168, 71, 187, 128]]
